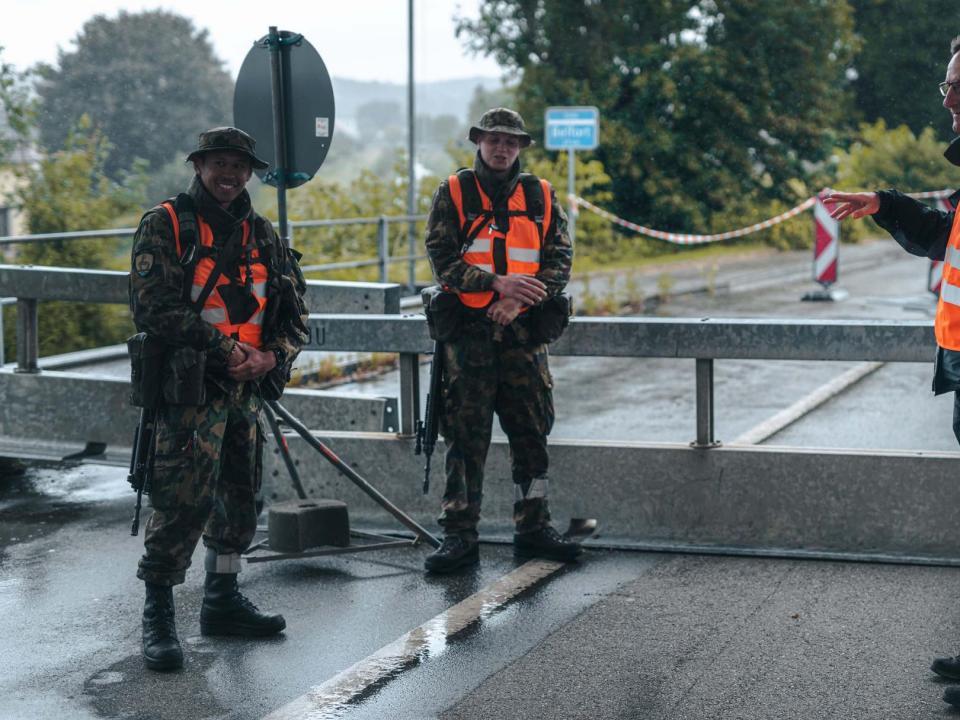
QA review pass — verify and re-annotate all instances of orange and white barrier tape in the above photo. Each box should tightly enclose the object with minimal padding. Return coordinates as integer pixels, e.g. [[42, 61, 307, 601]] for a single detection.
[[573, 188, 957, 246], [573, 195, 816, 245]]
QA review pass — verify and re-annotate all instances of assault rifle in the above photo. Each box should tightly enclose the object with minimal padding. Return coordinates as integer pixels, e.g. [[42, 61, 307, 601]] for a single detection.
[[127, 407, 157, 536], [414, 341, 444, 494]]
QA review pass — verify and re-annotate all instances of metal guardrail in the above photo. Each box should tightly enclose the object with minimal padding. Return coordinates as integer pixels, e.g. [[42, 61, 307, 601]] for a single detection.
[[0, 264, 402, 373], [0, 260, 941, 444], [302, 313, 938, 444], [0, 214, 429, 287]]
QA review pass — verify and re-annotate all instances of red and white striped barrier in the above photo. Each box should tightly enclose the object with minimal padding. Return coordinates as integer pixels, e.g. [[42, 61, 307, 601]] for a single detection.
[[813, 194, 839, 287]]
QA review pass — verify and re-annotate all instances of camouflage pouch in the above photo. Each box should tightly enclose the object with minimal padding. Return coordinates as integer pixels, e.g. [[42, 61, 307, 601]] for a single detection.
[[527, 293, 572, 344], [127, 333, 167, 408], [161, 346, 207, 405], [422, 285, 462, 342]]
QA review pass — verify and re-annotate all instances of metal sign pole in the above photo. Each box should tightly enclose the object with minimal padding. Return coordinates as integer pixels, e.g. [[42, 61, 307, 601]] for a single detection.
[[267, 26, 290, 248], [568, 149, 576, 245], [406, 0, 417, 291]]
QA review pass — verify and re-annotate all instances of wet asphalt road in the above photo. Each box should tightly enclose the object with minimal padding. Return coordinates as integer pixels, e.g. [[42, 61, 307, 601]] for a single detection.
[[0, 463, 646, 720], [7, 462, 960, 719]]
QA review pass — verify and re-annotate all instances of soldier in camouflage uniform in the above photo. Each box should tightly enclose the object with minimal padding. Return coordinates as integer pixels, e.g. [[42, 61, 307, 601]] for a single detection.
[[129, 127, 308, 670], [422, 108, 581, 573]]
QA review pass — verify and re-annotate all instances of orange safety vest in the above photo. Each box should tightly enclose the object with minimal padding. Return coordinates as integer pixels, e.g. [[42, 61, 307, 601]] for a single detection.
[[160, 202, 269, 349], [447, 172, 552, 309]]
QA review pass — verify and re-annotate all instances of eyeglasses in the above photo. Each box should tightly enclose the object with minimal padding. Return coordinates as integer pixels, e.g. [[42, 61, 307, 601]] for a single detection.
[[940, 80, 960, 97]]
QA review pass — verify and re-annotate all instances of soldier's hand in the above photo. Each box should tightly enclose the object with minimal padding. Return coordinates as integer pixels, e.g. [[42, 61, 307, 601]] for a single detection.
[[821, 191, 880, 221], [228, 342, 276, 381], [492, 274, 547, 305], [487, 297, 525, 326], [226, 343, 247, 368]]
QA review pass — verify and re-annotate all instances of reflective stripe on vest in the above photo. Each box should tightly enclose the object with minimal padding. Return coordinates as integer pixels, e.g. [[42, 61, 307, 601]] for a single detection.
[[161, 202, 268, 349], [936, 209, 960, 350], [447, 173, 552, 309]]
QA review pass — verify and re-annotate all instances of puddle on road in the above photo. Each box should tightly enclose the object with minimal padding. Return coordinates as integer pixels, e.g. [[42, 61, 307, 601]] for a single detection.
[[0, 463, 129, 555], [84, 652, 228, 720], [16, 464, 129, 504]]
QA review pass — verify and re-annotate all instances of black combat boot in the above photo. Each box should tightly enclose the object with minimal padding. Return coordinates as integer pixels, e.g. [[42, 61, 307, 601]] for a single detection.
[[142, 582, 183, 671], [945, 686, 960, 707], [200, 573, 286, 637], [424, 535, 480, 573], [514, 525, 583, 562], [932, 655, 960, 680]]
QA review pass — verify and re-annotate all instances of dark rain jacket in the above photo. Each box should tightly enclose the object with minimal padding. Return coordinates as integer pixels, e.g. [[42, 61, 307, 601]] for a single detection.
[[872, 138, 960, 393]]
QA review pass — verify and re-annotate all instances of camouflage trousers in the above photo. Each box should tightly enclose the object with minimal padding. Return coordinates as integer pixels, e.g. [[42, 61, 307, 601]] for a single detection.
[[137, 384, 263, 586], [439, 322, 555, 541]]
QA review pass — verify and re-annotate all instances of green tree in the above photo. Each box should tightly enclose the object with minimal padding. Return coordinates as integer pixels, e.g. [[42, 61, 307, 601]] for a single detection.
[[849, 0, 959, 141], [12, 117, 142, 356], [0, 47, 33, 364], [34, 10, 233, 180], [0, 47, 31, 159], [458, 1, 858, 245]]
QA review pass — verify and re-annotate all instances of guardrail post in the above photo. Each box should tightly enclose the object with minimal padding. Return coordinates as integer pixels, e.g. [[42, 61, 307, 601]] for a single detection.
[[693, 358, 719, 448], [378, 216, 389, 284], [0, 298, 7, 366], [15, 298, 39, 373], [398, 352, 420, 437]]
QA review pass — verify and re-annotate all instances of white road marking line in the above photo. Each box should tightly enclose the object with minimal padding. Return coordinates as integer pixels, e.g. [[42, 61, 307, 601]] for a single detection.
[[731, 361, 884, 445], [261, 559, 565, 720]]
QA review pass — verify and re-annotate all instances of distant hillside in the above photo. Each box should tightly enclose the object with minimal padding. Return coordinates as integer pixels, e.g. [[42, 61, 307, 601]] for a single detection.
[[331, 76, 504, 124]]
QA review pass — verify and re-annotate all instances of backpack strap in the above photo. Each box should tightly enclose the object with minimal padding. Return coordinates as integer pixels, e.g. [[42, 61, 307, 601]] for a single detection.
[[518, 173, 546, 244], [159, 193, 203, 302], [158, 194, 250, 311], [172, 193, 199, 266], [453, 169, 497, 251]]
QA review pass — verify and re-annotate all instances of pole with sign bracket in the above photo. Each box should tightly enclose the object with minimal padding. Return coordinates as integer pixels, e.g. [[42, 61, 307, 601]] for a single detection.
[[544, 106, 600, 246]]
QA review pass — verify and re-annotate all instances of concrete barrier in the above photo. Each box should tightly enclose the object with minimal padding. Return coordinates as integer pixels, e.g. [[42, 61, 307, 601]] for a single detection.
[[262, 433, 960, 560], [0, 369, 396, 462]]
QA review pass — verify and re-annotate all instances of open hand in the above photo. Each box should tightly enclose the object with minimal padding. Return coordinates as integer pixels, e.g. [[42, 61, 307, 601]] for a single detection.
[[821, 191, 880, 221]]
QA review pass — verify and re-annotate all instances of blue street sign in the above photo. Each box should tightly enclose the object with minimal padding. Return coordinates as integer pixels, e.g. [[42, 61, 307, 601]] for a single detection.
[[544, 106, 600, 150]]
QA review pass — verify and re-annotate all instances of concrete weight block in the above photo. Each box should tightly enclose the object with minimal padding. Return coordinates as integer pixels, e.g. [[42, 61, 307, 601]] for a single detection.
[[267, 499, 350, 552]]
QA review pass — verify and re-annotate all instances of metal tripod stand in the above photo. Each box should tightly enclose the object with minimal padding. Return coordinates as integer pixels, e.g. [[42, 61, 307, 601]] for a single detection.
[[244, 400, 440, 563]]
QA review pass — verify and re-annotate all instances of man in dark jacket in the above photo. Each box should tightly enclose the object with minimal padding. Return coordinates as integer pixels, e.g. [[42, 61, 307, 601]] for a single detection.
[[421, 108, 581, 573], [129, 127, 308, 671], [823, 35, 960, 709]]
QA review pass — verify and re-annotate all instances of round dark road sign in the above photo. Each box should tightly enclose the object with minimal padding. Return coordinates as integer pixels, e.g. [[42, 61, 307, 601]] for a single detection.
[[234, 31, 335, 189]]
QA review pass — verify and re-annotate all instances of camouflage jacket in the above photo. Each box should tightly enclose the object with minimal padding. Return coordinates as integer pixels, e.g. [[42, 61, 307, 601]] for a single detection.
[[424, 153, 573, 298], [129, 176, 308, 388]]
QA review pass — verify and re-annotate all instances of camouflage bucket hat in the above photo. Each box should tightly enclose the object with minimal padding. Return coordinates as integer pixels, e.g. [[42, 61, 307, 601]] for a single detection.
[[186, 126, 269, 169], [468, 107, 533, 147]]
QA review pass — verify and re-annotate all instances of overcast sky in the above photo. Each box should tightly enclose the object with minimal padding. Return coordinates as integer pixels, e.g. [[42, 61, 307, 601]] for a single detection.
[[4, 0, 504, 84]]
